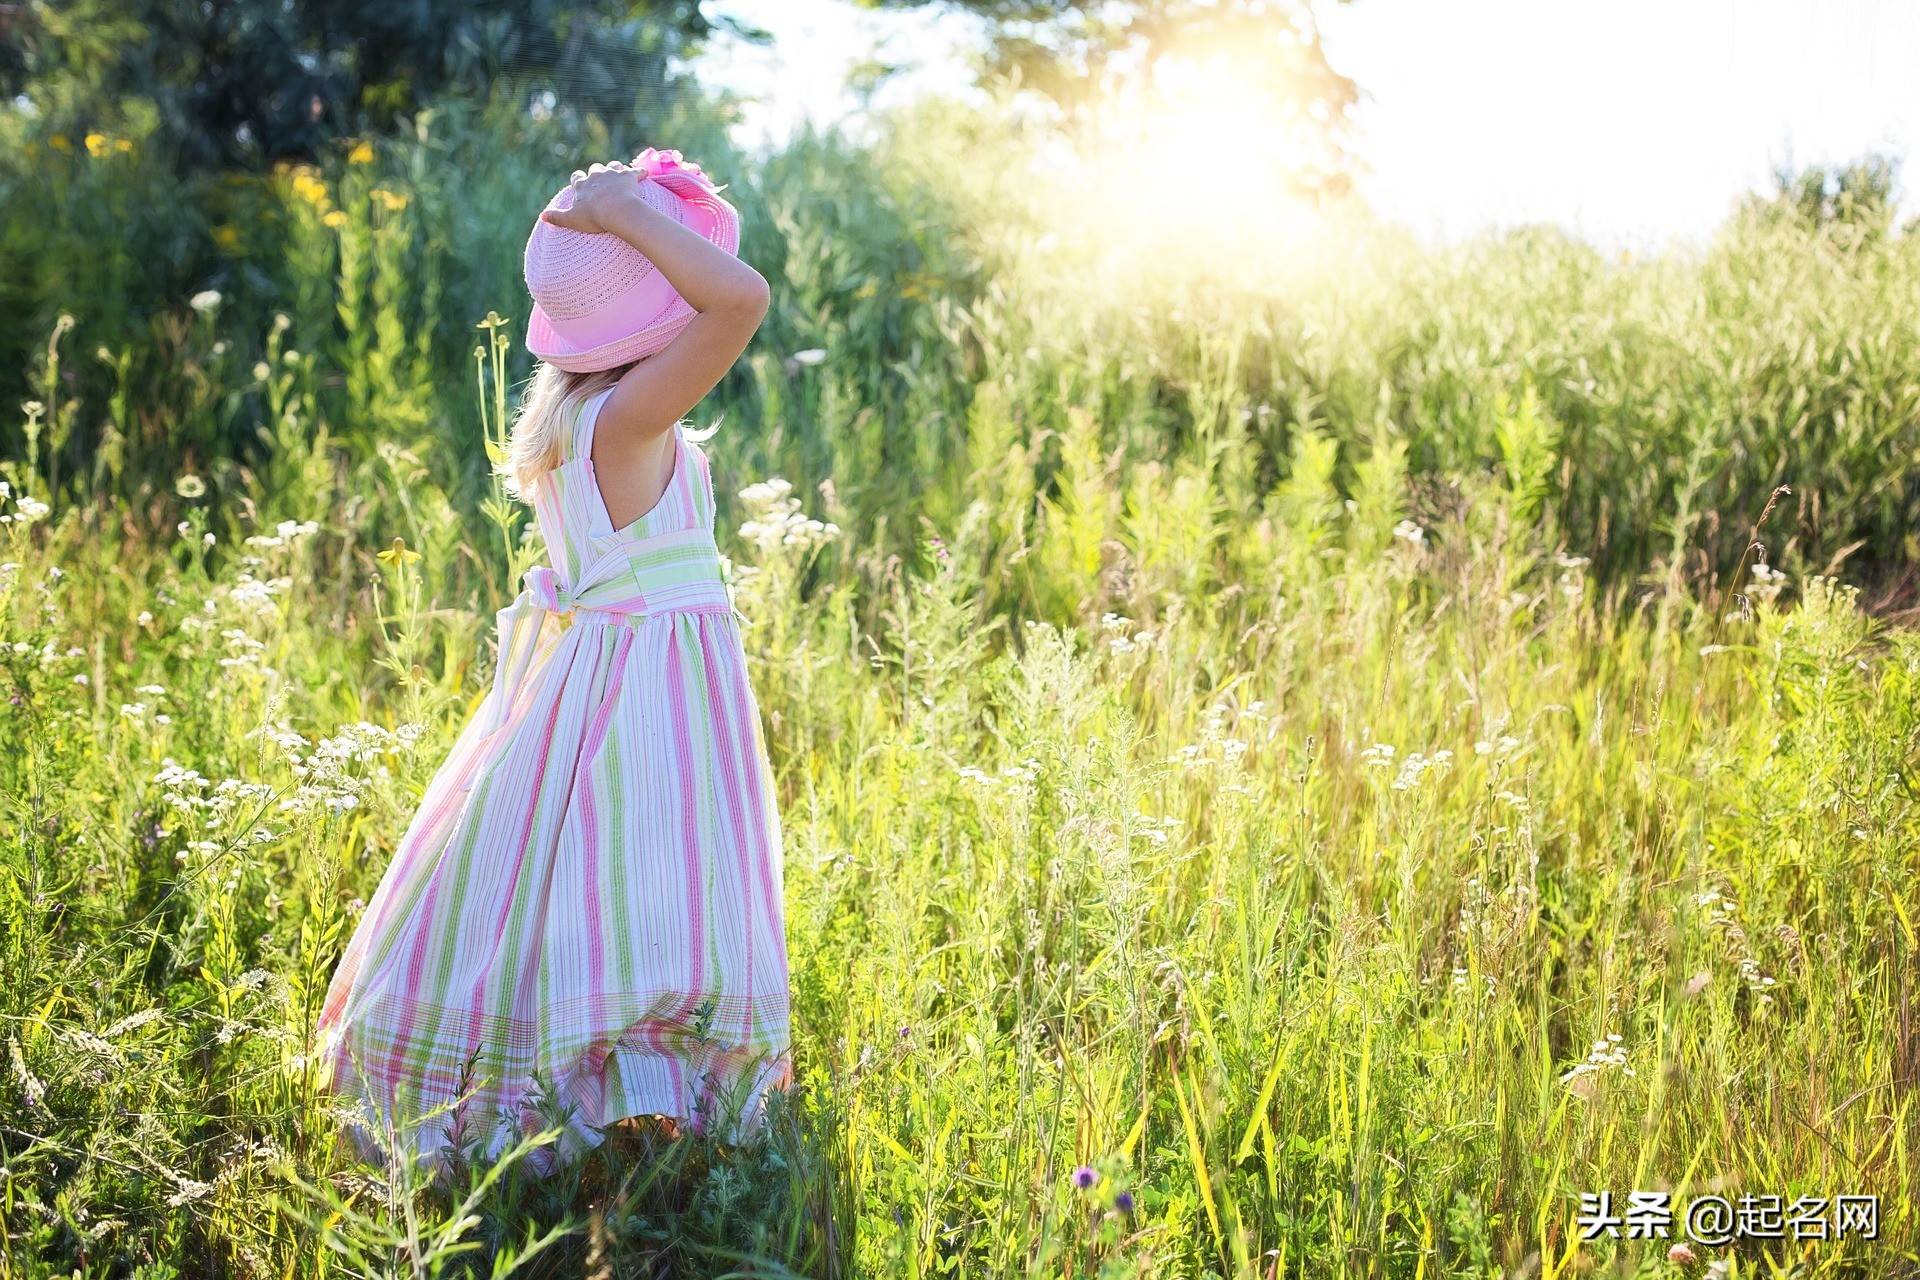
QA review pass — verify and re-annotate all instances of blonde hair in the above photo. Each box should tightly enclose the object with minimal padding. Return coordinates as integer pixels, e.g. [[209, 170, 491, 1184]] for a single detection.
[[500, 361, 629, 499]]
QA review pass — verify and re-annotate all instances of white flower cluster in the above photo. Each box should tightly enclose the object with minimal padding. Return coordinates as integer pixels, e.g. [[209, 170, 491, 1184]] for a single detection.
[[1553, 553, 1590, 604], [242, 519, 320, 549], [0, 480, 51, 526], [957, 758, 1043, 800], [736, 478, 841, 554], [1171, 702, 1253, 771], [226, 573, 292, 620], [1697, 889, 1778, 1000], [119, 699, 174, 726], [276, 720, 424, 818], [1748, 559, 1789, 606], [219, 628, 268, 669], [1361, 741, 1454, 790], [153, 760, 278, 830], [1392, 748, 1451, 791], [1560, 1032, 1633, 1085], [8, 636, 86, 672], [1391, 519, 1426, 548], [1100, 612, 1156, 655]]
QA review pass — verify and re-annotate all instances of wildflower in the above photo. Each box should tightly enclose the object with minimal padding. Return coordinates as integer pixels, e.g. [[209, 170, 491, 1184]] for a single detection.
[[1391, 749, 1451, 791], [1360, 742, 1396, 767], [1113, 1189, 1135, 1213], [175, 474, 206, 499], [737, 478, 840, 553], [782, 347, 828, 373], [1560, 1031, 1632, 1087], [1391, 519, 1426, 547], [1668, 1243, 1696, 1265], [164, 1177, 214, 1207], [290, 169, 329, 208], [323, 210, 348, 229], [377, 537, 420, 567], [85, 132, 110, 158], [189, 290, 222, 314], [1071, 1166, 1096, 1189], [347, 140, 374, 164], [369, 187, 408, 213]]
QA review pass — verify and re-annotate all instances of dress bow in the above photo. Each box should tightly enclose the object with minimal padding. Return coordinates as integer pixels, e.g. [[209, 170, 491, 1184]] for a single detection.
[[524, 564, 571, 614]]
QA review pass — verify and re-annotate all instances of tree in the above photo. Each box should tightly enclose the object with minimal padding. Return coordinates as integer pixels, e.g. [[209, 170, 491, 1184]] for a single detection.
[[858, 0, 1357, 193], [1, 0, 733, 168]]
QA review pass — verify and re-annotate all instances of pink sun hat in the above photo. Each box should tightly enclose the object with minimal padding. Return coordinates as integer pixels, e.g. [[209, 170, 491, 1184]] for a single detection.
[[523, 148, 741, 372]]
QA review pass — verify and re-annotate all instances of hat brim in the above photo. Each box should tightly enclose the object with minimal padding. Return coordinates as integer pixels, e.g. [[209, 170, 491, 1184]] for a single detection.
[[526, 174, 741, 373]]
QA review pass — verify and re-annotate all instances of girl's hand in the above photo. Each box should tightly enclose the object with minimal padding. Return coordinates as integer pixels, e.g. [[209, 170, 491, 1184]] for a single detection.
[[539, 161, 644, 235]]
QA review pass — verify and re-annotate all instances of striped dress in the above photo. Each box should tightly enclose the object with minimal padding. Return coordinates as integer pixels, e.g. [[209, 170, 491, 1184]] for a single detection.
[[316, 387, 791, 1170]]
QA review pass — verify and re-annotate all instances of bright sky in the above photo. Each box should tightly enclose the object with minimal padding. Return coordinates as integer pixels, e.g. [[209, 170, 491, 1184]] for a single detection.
[[699, 0, 1920, 247]]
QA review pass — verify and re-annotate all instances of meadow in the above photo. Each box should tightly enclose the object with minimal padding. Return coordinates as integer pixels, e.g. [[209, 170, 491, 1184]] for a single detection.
[[1, 96, 1918, 1277]]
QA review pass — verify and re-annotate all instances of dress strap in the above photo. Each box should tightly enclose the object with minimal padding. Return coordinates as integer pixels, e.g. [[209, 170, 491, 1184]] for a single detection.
[[568, 387, 617, 464], [684, 431, 717, 531]]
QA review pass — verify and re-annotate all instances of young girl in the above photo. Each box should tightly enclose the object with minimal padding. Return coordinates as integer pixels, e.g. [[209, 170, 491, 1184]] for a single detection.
[[315, 150, 790, 1171]]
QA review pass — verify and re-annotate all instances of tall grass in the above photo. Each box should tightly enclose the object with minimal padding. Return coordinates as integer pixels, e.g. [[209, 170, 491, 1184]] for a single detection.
[[0, 94, 1916, 1277], [3, 329, 1915, 1274]]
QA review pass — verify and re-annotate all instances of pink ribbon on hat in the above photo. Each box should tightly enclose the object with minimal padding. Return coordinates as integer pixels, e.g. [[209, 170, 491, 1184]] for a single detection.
[[633, 147, 722, 194]]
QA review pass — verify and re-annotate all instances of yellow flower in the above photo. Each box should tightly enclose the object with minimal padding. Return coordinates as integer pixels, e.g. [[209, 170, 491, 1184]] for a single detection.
[[377, 538, 421, 567], [347, 140, 374, 164], [322, 210, 349, 229], [115, 138, 132, 153], [48, 134, 71, 153], [212, 225, 241, 250], [85, 133, 110, 158], [290, 168, 330, 208], [369, 187, 408, 213]]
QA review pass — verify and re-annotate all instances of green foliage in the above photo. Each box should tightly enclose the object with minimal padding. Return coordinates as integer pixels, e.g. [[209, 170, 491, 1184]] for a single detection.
[[3, 358, 1916, 1272], [1, 0, 716, 168], [11, 96, 1920, 597]]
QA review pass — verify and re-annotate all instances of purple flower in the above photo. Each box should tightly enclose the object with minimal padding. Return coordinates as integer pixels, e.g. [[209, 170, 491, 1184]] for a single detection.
[[1114, 1190, 1135, 1213], [1071, 1165, 1096, 1189]]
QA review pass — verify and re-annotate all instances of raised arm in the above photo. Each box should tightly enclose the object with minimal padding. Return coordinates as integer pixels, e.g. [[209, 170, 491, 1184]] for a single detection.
[[540, 160, 770, 448]]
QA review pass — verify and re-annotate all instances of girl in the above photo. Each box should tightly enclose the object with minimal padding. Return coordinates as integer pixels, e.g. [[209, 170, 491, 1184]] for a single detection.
[[315, 150, 790, 1172]]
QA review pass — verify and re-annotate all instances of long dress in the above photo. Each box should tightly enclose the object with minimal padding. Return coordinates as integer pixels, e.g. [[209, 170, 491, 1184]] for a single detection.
[[315, 387, 792, 1170]]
